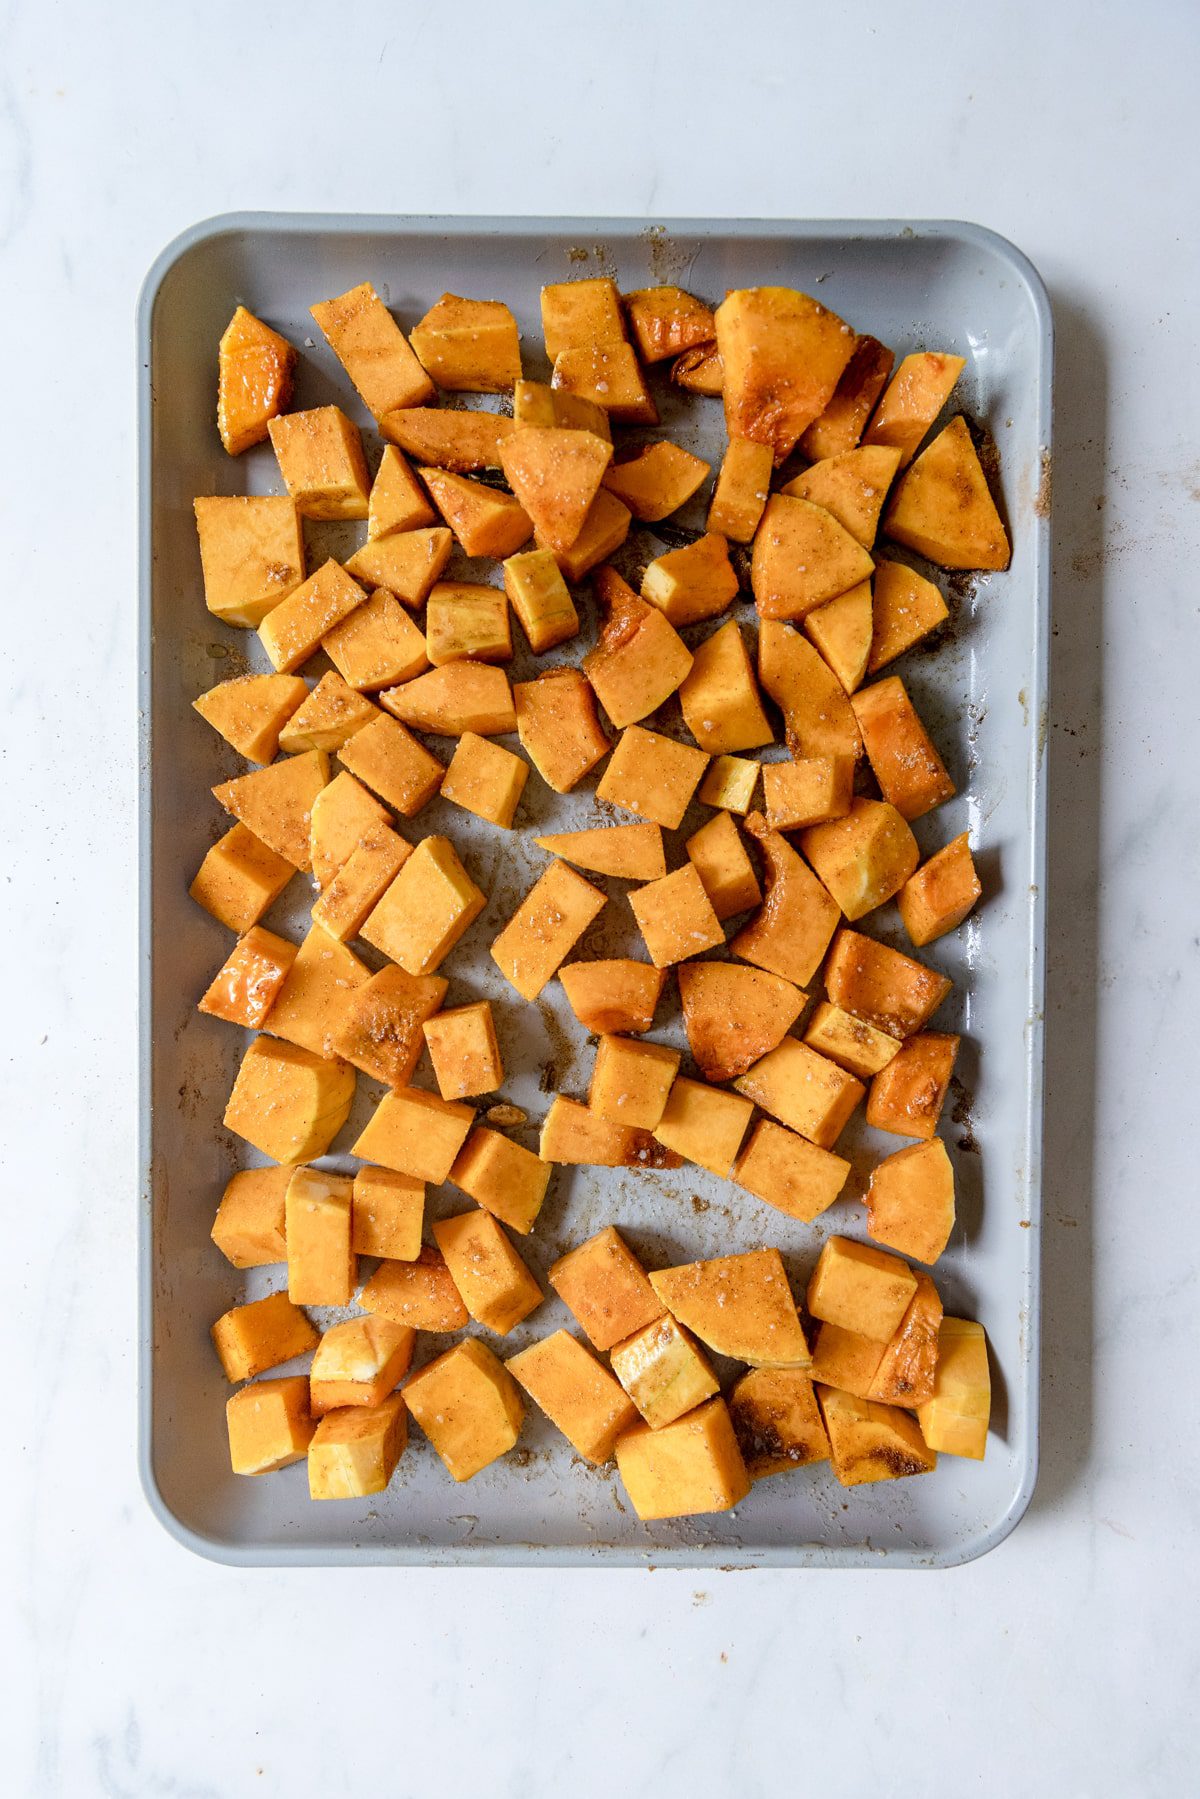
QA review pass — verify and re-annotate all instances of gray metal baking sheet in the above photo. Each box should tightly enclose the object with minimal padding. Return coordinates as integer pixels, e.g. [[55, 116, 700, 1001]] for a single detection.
[[138, 215, 1051, 1567]]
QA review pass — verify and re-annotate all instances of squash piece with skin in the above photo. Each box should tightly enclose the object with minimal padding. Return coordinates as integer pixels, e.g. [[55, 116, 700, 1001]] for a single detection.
[[672, 341, 724, 396], [798, 334, 895, 462]]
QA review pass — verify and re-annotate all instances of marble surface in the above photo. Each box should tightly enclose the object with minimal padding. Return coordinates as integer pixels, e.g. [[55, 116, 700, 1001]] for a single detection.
[[5, 2, 1199, 1792]]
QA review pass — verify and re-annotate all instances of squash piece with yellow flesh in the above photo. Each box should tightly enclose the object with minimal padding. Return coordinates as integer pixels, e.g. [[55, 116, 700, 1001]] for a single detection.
[[409, 293, 522, 392], [802, 582, 873, 693], [224, 1038, 355, 1165], [752, 494, 875, 621], [650, 1248, 809, 1368], [433, 1210, 543, 1336], [651, 1076, 754, 1178], [917, 1317, 990, 1459], [610, 1313, 720, 1429], [503, 548, 580, 654], [506, 1331, 638, 1464], [800, 797, 919, 921], [404, 1337, 525, 1481], [193, 673, 309, 764], [212, 749, 329, 871], [883, 416, 1010, 570], [641, 533, 740, 627], [268, 406, 371, 521], [513, 377, 612, 441], [596, 725, 707, 830], [548, 1225, 664, 1352], [193, 496, 306, 629], [715, 286, 857, 462], [419, 468, 531, 560], [782, 446, 902, 549]]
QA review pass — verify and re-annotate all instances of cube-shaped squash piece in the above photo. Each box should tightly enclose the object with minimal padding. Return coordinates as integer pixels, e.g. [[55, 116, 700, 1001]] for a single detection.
[[193, 496, 305, 628], [323, 589, 429, 692], [425, 581, 512, 667], [802, 1000, 902, 1080], [513, 376, 612, 439], [898, 832, 981, 946], [190, 823, 295, 932], [309, 1315, 415, 1415], [751, 494, 875, 621], [441, 732, 528, 828], [539, 1096, 680, 1172], [762, 755, 854, 830], [548, 1225, 663, 1352], [883, 416, 1011, 570], [653, 1075, 754, 1177], [193, 672, 309, 765], [597, 725, 708, 829], [816, 1385, 936, 1486], [679, 619, 773, 755], [731, 812, 840, 989], [514, 668, 610, 793], [803, 581, 874, 694], [224, 1038, 355, 1165], [507, 1331, 638, 1464], [423, 1000, 504, 1100], [332, 964, 448, 1086], [650, 1249, 808, 1368], [211, 1290, 318, 1383], [352, 1086, 475, 1184], [217, 305, 296, 456], [610, 1313, 720, 1429], [198, 925, 297, 1030], [381, 406, 514, 472], [641, 533, 739, 627], [868, 558, 949, 673], [623, 285, 715, 362], [707, 436, 773, 542], [421, 468, 532, 561], [684, 811, 761, 922], [758, 618, 863, 762], [337, 714, 444, 818], [310, 281, 435, 419], [732, 1118, 849, 1224], [824, 928, 952, 1039], [851, 678, 955, 822], [360, 1245, 469, 1332], [540, 488, 631, 581], [269, 405, 371, 520], [308, 1394, 408, 1500], [432, 1209, 542, 1335], [628, 864, 724, 968], [916, 1317, 990, 1459], [867, 1032, 959, 1142], [733, 1037, 863, 1151], [558, 959, 665, 1036], [678, 960, 804, 1083], [278, 673, 379, 755], [311, 824, 411, 943], [362, 835, 484, 975], [211, 1165, 290, 1268], [410, 292, 521, 391], [265, 926, 370, 1060], [259, 560, 369, 674], [309, 772, 390, 889], [811, 1323, 886, 1399], [491, 860, 606, 1001], [284, 1167, 355, 1306], [583, 567, 692, 728], [367, 444, 438, 540], [697, 754, 759, 815], [552, 341, 657, 425], [541, 278, 625, 358], [800, 797, 919, 921], [806, 1236, 917, 1340], [781, 446, 901, 550], [500, 426, 613, 554], [729, 1367, 829, 1480], [672, 341, 724, 395], [344, 526, 454, 608], [863, 351, 966, 468], [715, 286, 856, 462], [535, 822, 665, 882], [589, 1034, 681, 1131], [226, 1376, 314, 1475], [602, 441, 709, 522], [503, 548, 580, 654], [797, 333, 894, 462], [404, 1337, 524, 1481], [383, 663, 517, 737], [449, 1127, 551, 1235], [866, 1136, 956, 1265], [352, 1166, 424, 1261], [616, 1398, 750, 1520], [867, 1274, 943, 1408]]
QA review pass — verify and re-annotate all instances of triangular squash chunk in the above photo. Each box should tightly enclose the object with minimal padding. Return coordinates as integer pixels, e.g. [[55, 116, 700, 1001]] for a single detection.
[[534, 823, 666, 881], [344, 527, 453, 608], [802, 581, 873, 693], [751, 494, 875, 619], [419, 468, 532, 560], [781, 446, 902, 548], [731, 812, 841, 988], [758, 619, 862, 761], [883, 416, 1010, 570], [380, 663, 517, 736], [677, 961, 805, 1082], [368, 445, 437, 539], [217, 306, 296, 456], [213, 749, 329, 871], [277, 672, 379, 753], [649, 1249, 809, 1367], [499, 426, 613, 554], [193, 673, 308, 764]]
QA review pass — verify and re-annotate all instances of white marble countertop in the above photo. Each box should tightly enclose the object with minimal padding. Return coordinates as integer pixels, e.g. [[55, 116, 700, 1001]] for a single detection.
[[7, 2, 1199, 1792]]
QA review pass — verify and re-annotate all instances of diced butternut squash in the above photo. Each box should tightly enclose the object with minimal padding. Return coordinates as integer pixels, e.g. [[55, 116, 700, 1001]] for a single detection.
[[610, 1313, 719, 1429], [684, 810, 761, 921], [883, 416, 1010, 570], [650, 1248, 808, 1368], [351, 1166, 424, 1261], [602, 441, 709, 521], [449, 1126, 551, 1235], [422, 1000, 503, 1100], [811, 1323, 886, 1399], [359, 1245, 469, 1332], [419, 468, 532, 560], [410, 292, 522, 391], [596, 725, 708, 828], [867, 1274, 942, 1408], [715, 286, 856, 462], [361, 835, 485, 975], [615, 1397, 750, 1520], [404, 1337, 524, 1480], [507, 1331, 638, 1464], [762, 755, 854, 830], [337, 714, 443, 817], [226, 1376, 314, 1475], [308, 1394, 408, 1500], [797, 334, 894, 462], [367, 445, 437, 539], [534, 822, 665, 881], [677, 960, 805, 1082], [802, 1000, 902, 1079], [867, 1032, 959, 1142], [284, 1167, 355, 1306], [193, 673, 308, 764], [863, 351, 966, 467], [802, 581, 873, 693], [697, 754, 759, 814], [503, 548, 580, 653], [513, 377, 612, 440], [583, 567, 692, 727], [211, 1290, 318, 1383], [211, 1165, 290, 1268], [866, 1136, 956, 1265], [331, 964, 448, 1087], [729, 1367, 829, 1479], [781, 446, 901, 549], [652, 1075, 754, 1177], [806, 1235, 917, 1340], [541, 278, 625, 359], [731, 812, 840, 988], [212, 749, 329, 871], [679, 619, 773, 754], [432, 1209, 543, 1335], [899, 832, 981, 947], [514, 668, 610, 792], [193, 495, 305, 628], [732, 1118, 849, 1224], [268, 405, 371, 520], [628, 864, 724, 967], [824, 928, 952, 1039], [817, 1385, 936, 1486], [589, 1034, 681, 1131], [490, 860, 606, 1001], [223, 1037, 355, 1164], [542, 489, 631, 581], [277, 672, 378, 754], [198, 925, 297, 1029], [343, 526, 453, 608], [265, 925, 370, 1060], [547, 1224, 663, 1352], [441, 732, 529, 827], [917, 1317, 990, 1459], [672, 341, 724, 396], [558, 959, 665, 1036], [382, 663, 517, 737], [352, 1085, 475, 1184], [309, 772, 390, 889], [500, 425, 613, 553], [217, 306, 296, 456], [308, 825, 405, 937], [425, 581, 512, 667], [622, 286, 715, 362], [259, 560, 368, 674], [552, 341, 657, 425], [758, 619, 863, 761], [323, 589, 429, 692], [539, 1095, 680, 1171], [733, 1037, 863, 1150], [851, 677, 955, 821], [309, 1316, 415, 1416], [800, 796, 919, 920], [868, 558, 949, 673], [380, 406, 514, 472], [751, 494, 875, 621], [641, 532, 739, 626], [707, 436, 773, 541], [310, 281, 435, 419]]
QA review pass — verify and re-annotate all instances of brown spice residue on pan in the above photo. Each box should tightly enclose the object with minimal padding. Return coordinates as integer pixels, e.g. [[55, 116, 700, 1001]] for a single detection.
[[1034, 448, 1053, 518], [949, 1074, 980, 1154]]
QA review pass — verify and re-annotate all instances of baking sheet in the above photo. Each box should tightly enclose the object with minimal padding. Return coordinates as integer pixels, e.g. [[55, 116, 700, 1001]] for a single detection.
[[138, 215, 1051, 1567]]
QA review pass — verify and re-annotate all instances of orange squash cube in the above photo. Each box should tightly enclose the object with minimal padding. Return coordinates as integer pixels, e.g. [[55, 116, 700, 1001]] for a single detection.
[[410, 292, 522, 392], [781, 445, 901, 549], [269, 405, 371, 521], [641, 532, 739, 626], [422, 1000, 504, 1100], [866, 1032, 960, 1141], [211, 1290, 318, 1383], [865, 1137, 956, 1265], [359, 1245, 469, 1332], [806, 1236, 917, 1340], [697, 753, 759, 814], [758, 618, 863, 762], [502, 548, 580, 653], [824, 928, 953, 1039], [211, 1165, 290, 1268], [552, 341, 657, 425], [678, 619, 773, 754], [684, 810, 761, 921], [192, 672, 308, 764], [217, 305, 296, 456], [432, 1209, 543, 1335], [558, 959, 666, 1036], [800, 796, 919, 920], [284, 1167, 355, 1306], [851, 677, 955, 821], [811, 1323, 886, 1398], [802, 1000, 902, 1080], [404, 1337, 524, 1481], [211, 732, 327, 873], [596, 724, 708, 829], [751, 493, 874, 621], [672, 341, 724, 396], [707, 436, 773, 541], [649, 1248, 808, 1368], [733, 1037, 863, 1150], [610, 1313, 720, 1428], [868, 559, 949, 673], [490, 860, 606, 1001], [817, 1385, 937, 1486], [449, 1127, 551, 1236], [729, 1367, 829, 1480], [337, 714, 444, 818], [588, 1034, 681, 1131], [652, 1075, 754, 1176], [351, 1166, 424, 1261], [344, 526, 454, 608], [882, 416, 1011, 571], [382, 663, 516, 737], [309, 1315, 415, 1416], [540, 488, 631, 581], [615, 1397, 750, 1520], [547, 1224, 663, 1352], [193, 495, 305, 628], [277, 672, 378, 755], [441, 732, 529, 828], [332, 964, 448, 1087], [541, 278, 625, 359], [259, 560, 368, 674], [539, 1096, 681, 1172], [602, 440, 709, 522], [198, 926, 297, 1029], [863, 351, 966, 468], [226, 1375, 314, 1475], [898, 832, 982, 946], [322, 590, 429, 692], [514, 668, 610, 792], [360, 836, 485, 976], [622, 286, 715, 362], [352, 1085, 474, 1184], [223, 1038, 355, 1165], [310, 825, 411, 943], [513, 376, 612, 439], [762, 755, 854, 830], [802, 580, 874, 693], [507, 1331, 638, 1464], [715, 285, 856, 462], [797, 333, 894, 462], [868, 1273, 943, 1408], [916, 1317, 990, 1459], [583, 568, 692, 727], [307, 1394, 408, 1500], [380, 406, 514, 472], [731, 812, 840, 989], [367, 445, 437, 540], [425, 581, 513, 666], [732, 1117, 849, 1224], [264, 926, 370, 1061], [309, 772, 390, 889], [628, 864, 724, 967], [500, 425, 613, 553], [310, 281, 434, 419], [534, 822, 665, 882], [421, 468, 532, 561], [677, 961, 805, 1083]]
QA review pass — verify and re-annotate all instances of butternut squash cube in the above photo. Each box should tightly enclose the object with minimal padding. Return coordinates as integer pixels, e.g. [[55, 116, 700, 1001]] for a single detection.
[[824, 928, 952, 1039], [758, 619, 862, 762], [672, 341, 724, 395], [715, 286, 856, 462], [193, 495, 305, 628], [548, 1224, 663, 1351], [806, 1236, 917, 1339], [797, 333, 894, 462], [309, 772, 390, 889], [558, 959, 665, 1037], [802, 1000, 902, 1079], [420, 468, 532, 560], [211, 1165, 290, 1268], [404, 1337, 524, 1480], [211, 1289, 318, 1383], [729, 1367, 829, 1480], [284, 1167, 355, 1306], [883, 416, 1011, 570], [868, 1274, 942, 1408], [331, 963, 447, 1087], [679, 620, 772, 755], [678, 960, 804, 1082], [852, 678, 955, 821], [707, 436, 773, 542], [513, 377, 612, 440], [490, 860, 606, 1001], [449, 1127, 550, 1236], [217, 305, 296, 456], [867, 1032, 960, 1143], [684, 810, 761, 922], [352, 1085, 475, 1184], [597, 725, 707, 829], [535, 822, 665, 882], [308, 1393, 407, 1500], [899, 832, 981, 947], [344, 526, 454, 608], [733, 1037, 863, 1150], [541, 277, 625, 359], [259, 560, 368, 674], [433, 1209, 542, 1335], [589, 1034, 681, 1131], [539, 1095, 681, 1172], [552, 341, 657, 425], [212, 749, 329, 872], [226, 1376, 314, 1475], [697, 754, 759, 815], [269, 405, 371, 520], [367, 444, 437, 540], [309, 1315, 415, 1416], [781, 446, 902, 550], [866, 1136, 956, 1264], [380, 406, 514, 472], [867, 558, 949, 673], [514, 668, 610, 792], [616, 1397, 750, 1519], [628, 864, 724, 968], [310, 281, 435, 419], [811, 1323, 886, 1399], [816, 1385, 936, 1486], [193, 672, 308, 765], [917, 1317, 990, 1459], [762, 755, 854, 830], [641, 532, 739, 627], [224, 1038, 355, 1164], [360, 1245, 469, 1331], [277, 673, 378, 754], [752, 494, 875, 621], [265, 926, 370, 1060], [425, 581, 512, 667], [423, 1000, 503, 1100], [541, 487, 632, 581], [800, 796, 919, 919], [650, 1248, 808, 1368], [311, 825, 411, 943], [583, 568, 692, 727], [732, 1118, 849, 1224], [441, 732, 529, 827], [410, 292, 522, 392], [351, 1166, 424, 1261], [503, 548, 580, 653], [361, 835, 484, 974], [863, 351, 966, 468], [731, 812, 840, 988], [623, 285, 715, 361], [500, 425, 613, 553], [507, 1331, 638, 1464], [653, 1075, 754, 1176], [323, 590, 429, 692], [199, 925, 297, 1029], [802, 581, 873, 693], [382, 663, 517, 736], [602, 441, 709, 522], [337, 714, 444, 818], [610, 1313, 720, 1429]]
